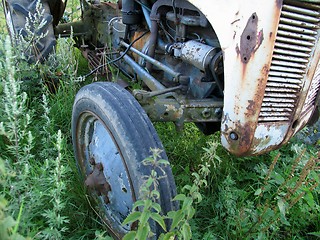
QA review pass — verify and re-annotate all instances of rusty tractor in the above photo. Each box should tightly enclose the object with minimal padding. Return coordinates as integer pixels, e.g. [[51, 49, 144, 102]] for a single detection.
[[3, 0, 320, 238]]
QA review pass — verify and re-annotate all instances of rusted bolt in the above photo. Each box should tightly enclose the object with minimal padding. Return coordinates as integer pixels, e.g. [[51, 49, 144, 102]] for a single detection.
[[229, 132, 239, 141], [135, 93, 143, 101], [89, 157, 96, 165], [96, 162, 103, 171], [202, 109, 211, 118]]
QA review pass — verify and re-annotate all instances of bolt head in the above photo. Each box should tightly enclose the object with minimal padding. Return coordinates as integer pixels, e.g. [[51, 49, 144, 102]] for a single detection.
[[229, 132, 239, 141]]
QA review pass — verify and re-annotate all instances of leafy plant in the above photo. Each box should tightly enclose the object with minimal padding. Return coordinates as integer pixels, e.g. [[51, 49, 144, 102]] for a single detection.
[[123, 147, 212, 240], [0, 1, 319, 240]]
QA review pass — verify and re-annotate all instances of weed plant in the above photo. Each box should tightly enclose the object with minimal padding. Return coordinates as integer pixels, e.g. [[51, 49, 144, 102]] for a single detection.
[[122, 129, 319, 239], [0, 1, 319, 240], [0, 3, 101, 237]]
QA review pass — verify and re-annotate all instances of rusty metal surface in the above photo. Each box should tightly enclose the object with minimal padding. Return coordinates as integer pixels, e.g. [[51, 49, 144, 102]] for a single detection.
[[120, 40, 181, 80], [67, 0, 320, 156], [138, 95, 223, 123], [122, 53, 166, 91], [189, 0, 283, 155], [76, 115, 134, 234], [85, 161, 112, 204], [236, 12, 263, 64], [190, 0, 320, 155], [266, 0, 320, 150]]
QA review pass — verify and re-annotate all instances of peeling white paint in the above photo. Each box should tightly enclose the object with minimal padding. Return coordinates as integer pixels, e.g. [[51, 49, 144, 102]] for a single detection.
[[252, 124, 289, 153]]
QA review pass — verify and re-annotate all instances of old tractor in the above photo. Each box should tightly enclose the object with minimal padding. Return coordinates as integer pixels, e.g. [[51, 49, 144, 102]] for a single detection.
[[3, 0, 320, 238]]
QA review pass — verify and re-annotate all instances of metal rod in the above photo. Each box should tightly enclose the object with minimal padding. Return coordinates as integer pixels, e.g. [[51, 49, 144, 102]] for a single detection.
[[120, 40, 180, 80], [146, 20, 158, 71], [121, 52, 166, 91], [139, 0, 152, 30], [142, 6, 152, 29], [54, 21, 89, 37]]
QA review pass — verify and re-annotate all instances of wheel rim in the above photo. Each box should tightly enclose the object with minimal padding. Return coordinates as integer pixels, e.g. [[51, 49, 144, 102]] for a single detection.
[[76, 111, 135, 233]]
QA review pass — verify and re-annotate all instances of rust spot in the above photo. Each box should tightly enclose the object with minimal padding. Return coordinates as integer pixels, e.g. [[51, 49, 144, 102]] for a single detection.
[[225, 63, 271, 156], [246, 100, 255, 113], [237, 13, 264, 64], [240, 122, 253, 147], [132, 31, 151, 61], [245, 64, 270, 118], [104, 1, 118, 9], [261, 64, 270, 75], [85, 162, 112, 204], [224, 121, 255, 156]]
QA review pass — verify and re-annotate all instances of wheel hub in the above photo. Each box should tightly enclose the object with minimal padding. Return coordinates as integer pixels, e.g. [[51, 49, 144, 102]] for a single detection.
[[85, 159, 111, 204]]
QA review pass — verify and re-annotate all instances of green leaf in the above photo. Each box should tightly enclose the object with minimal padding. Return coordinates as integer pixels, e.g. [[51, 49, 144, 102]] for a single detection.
[[193, 192, 202, 203], [303, 190, 315, 208], [182, 197, 193, 211], [0, 196, 8, 210], [277, 198, 286, 217], [150, 212, 167, 231], [273, 172, 285, 185], [308, 232, 320, 237], [170, 210, 184, 231], [123, 231, 136, 240], [161, 232, 176, 240], [144, 199, 152, 209], [181, 222, 192, 240], [145, 177, 153, 188], [182, 185, 191, 191], [0, 158, 5, 175], [254, 188, 262, 196], [173, 194, 186, 201], [122, 212, 141, 226], [0, 82, 3, 94], [140, 210, 151, 226], [151, 202, 161, 213], [158, 159, 170, 166], [186, 206, 196, 219], [150, 190, 160, 199], [133, 200, 145, 209], [277, 198, 290, 226], [192, 172, 200, 179], [167, 210, 176, 219], [136, 224, 149, 240]]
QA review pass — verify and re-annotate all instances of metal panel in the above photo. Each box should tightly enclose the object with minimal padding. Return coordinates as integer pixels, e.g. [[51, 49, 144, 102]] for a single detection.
[[259, 0, 320, 123], [301, 63, 320, 114], [190, 0, 320, 155]]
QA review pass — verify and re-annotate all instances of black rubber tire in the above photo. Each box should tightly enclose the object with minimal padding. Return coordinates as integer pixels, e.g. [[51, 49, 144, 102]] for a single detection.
[[3, 0, 56, 61], [72, 82, 178, 239]]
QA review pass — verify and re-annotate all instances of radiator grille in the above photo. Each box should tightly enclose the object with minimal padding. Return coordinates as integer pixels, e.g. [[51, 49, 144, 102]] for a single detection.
[[302, 63, 320, 115], [258, 0, 320, 122]]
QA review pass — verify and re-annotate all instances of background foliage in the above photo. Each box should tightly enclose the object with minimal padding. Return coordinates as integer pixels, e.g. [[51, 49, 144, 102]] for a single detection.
[[0, 1, 319, 240]]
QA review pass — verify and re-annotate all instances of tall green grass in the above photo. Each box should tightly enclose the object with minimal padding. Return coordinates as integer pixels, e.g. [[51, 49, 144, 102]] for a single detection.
[[0, 1, 319, 239], [0, 28, 106, 240]]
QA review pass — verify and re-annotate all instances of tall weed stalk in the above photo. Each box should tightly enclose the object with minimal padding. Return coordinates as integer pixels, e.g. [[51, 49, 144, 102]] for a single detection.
[[0, 33, 71, 240], [195, 141, 320, 239]]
